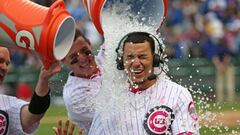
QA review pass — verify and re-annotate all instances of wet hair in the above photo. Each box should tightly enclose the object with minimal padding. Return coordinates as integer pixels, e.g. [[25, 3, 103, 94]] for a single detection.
[[123, 32, 155, 54], [74, 29, 91, 45]]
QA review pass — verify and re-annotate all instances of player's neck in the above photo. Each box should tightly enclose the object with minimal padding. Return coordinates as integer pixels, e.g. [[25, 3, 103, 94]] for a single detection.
[[130, 79, 156, 93], [72, 67, 100, 79]]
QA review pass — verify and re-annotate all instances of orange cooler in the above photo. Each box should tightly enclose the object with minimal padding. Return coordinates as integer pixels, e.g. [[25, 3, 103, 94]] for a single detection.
[[0, 0, 75, 69]]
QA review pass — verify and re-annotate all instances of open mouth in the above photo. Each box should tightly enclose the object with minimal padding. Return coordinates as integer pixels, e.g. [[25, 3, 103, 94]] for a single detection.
[[131, 69, 144, 76], [79, 62, 89, 68], [78, 60, 94, 70]]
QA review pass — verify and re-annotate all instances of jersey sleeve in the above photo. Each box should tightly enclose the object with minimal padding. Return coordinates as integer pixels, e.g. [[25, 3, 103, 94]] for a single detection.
[[88, 113, 105, 135], [171, 88, 200, 135], [63, 75, 101, 133], [0, 95, 38, 135]]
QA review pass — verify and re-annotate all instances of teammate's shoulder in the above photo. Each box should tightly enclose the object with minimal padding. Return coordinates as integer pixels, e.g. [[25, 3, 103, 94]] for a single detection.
[[64, 73, 98, 87], [0, 94, 16, 100], [159, 78, 190, 93], [160, 78, 185, 88], [0, 94, 28, 109]]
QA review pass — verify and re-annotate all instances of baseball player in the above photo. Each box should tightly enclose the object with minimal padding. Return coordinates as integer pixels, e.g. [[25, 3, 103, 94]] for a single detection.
[[0, 46, 61, 135], [88, 32, 199, 135], [61, 29, 104, 134]]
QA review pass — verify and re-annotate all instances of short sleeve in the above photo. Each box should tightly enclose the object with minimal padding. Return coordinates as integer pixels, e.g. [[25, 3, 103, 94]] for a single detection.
[[0, 95, 38, 135], [171, 89, 199, 135], [63, 76, 101, 133]]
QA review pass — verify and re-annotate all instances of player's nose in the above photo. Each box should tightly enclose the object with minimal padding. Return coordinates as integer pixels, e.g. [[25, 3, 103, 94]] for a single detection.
[[77, 52, 89, 63], [132, 58, 142, 67]]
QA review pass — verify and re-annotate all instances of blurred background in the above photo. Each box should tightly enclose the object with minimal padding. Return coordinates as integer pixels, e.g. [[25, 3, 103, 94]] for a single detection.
[[1, 0, 240, 134]]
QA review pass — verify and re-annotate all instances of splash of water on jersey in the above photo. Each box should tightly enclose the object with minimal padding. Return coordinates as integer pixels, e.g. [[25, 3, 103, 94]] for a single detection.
[[92, 2, 239, 134], [93, 3, 169, 119]]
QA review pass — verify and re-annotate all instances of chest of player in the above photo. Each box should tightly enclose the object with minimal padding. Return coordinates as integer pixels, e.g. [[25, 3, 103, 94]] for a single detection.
[[101, 97, 177, 135]]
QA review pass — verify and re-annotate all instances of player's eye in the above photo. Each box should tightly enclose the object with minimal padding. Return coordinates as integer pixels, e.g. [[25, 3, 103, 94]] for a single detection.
[[126, 55, 134, 60], [70, 57, 78, 65], [69, 52, 79, 65], [84, 50, 92, 56], [139, 55, 148, 59]]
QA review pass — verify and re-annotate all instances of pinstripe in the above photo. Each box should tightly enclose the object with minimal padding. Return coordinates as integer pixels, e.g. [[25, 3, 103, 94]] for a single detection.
[[124, 108, 130, 135], [99, 128, 104, 135], [175, 90, 183, 132], [166, 85, 173, 104], [129, 106, 135, 135], [95, 118, 103, 134], [118, 111, 125, 135], [134, 99, 141, 135], [89, 113, 101, 134], [158, 79, 164, 105], [112, 111, 118, 134], [172, 87, 180, 109], [181, 89, 194, 131], [142, 97, 147, 134], [106, 117, 113, 135]]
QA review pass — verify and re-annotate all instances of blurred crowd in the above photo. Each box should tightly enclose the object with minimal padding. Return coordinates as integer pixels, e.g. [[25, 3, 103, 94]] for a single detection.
[[163, 0, 240, 59], [7, 0, 240, 68]]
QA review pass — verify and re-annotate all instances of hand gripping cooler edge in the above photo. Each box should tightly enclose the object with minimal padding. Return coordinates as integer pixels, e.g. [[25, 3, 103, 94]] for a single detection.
[[0, 0, 76, 69]]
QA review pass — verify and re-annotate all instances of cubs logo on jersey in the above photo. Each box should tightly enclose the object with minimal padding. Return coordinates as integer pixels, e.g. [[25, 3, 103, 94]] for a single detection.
[[143, 105, 175, 135], [0, 110, 8, 135]]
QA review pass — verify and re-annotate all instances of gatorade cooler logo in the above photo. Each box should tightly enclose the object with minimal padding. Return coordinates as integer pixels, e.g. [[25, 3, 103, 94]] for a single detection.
[[16, 30, 35, 51], [0, 110, 8, 135], [143, 106, 174, 135]]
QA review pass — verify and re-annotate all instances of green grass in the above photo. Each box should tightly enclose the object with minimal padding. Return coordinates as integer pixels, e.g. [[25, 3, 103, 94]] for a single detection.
[[196, 101, 240, 112], [43, 105, 67, 116], [200, 127, 240, 135], [35, 106, 68, 135], [209, 102, 240, 112], [35, 123, 56, 135]]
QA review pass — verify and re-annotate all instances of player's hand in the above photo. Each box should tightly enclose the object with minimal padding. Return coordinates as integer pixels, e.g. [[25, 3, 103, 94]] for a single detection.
[[35, 62, 61, 96], [52, 120, 83, 135], [39, 62, 61, 80]]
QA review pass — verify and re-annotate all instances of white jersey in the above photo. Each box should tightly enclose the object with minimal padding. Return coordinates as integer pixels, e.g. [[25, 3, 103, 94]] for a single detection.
[[89, 77, 199, 135], [0, 94, 38, 135], [63, 45, 104, 133]]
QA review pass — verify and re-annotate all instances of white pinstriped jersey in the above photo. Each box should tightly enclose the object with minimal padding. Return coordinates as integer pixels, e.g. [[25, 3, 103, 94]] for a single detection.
[[63, 45, 104, 134], [88, 77, 199, 135], [0, 94, 38, 135]]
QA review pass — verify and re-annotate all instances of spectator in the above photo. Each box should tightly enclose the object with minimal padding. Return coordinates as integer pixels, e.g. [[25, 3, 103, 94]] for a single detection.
[[16, 82, 33, 101], [202, 15, 235, 102]]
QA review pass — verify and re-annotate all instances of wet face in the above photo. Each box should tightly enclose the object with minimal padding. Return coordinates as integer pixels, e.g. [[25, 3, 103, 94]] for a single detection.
[[0, 47, 10, 84], [123, 41, 154, 88], [62, 36, 97, 78]]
